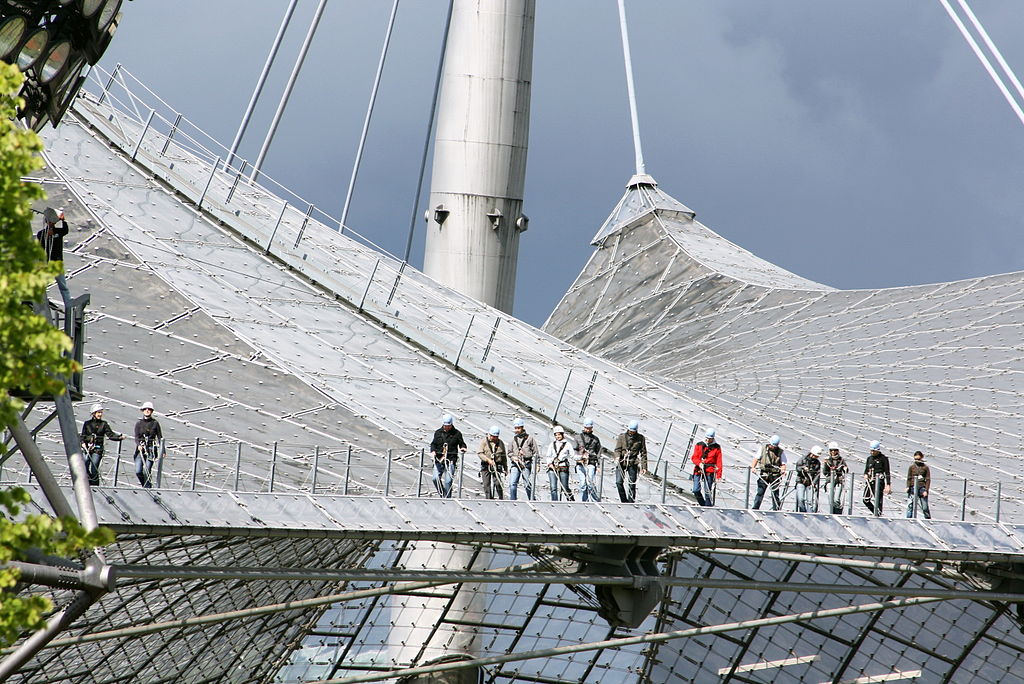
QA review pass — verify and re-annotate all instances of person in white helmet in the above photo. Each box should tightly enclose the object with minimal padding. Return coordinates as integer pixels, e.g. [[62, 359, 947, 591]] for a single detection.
[[822, 441, 848, 514], [613, 420, 647, 503], [794, 445, 823, 513], [80, 404, 125, 486], [863, 440, 891, 515], [134, 401, 163, 488], [575, 418, 601, 502], [545, 426, 575, 501], [477, 426, 508, 500], [508, 418, 539, 500], [429, 414, 466, 498], [750, 435, 786, 511]]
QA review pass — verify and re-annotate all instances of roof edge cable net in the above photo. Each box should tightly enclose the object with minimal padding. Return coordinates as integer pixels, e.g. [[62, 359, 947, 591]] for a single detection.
[[939, 0, 1024, 127]]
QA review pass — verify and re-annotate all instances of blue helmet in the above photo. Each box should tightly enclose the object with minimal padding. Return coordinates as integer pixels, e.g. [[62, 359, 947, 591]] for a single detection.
[[512, 417, 525, 428], [583, 417, 594, 428], [489, 426, 500, 437], [442, 414, 454, 425], [627, 420, 639, 431], [705, 428, 716, 439], [869, 440, 882, 451], [769, 435, 781, 446]]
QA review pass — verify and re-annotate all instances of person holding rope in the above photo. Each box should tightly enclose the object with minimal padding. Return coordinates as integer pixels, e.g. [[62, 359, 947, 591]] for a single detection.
[[750, 435, 786, 511], [862, 440, 891, 515], [36, 207, 72, 313], [134, 401, 163, 488], [794, 445, 823, 512], [478, 426, 508, 500], [508, 418, 539, 500], [546, 426, 575, 501], [905, 450, 932, 519], [575, 418, 601, 502], [80, 403, 125, 486], [614, 420, 647, 503], [822, 441, 849, 514], [689, 428, 722, 506], [429, 414, 466, 498]]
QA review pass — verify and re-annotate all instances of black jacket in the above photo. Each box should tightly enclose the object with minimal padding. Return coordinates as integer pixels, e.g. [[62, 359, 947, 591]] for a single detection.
[[81, 418, 124, 452], [577, 431, 602, 465], [430, 427, 466, 461], [135, 416, 163, 447], [864, 452, 891, 485], [37, 221, 69, 262]]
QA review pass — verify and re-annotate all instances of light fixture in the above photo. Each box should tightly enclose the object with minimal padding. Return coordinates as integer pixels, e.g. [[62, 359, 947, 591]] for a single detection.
[[95, 0, 122, 32], [17, 28, 48, 70], [39, 41, 71, 84], [0, 15, 27, 61], [79, 0, 103, 18]]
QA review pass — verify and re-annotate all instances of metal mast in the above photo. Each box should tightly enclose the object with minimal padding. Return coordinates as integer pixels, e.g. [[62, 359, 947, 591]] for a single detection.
[[422, 0, 536, 313]]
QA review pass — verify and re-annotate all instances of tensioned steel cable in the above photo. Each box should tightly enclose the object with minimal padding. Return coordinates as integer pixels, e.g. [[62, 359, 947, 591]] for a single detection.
[[954, 0, 1024, 111], [939, 0, 1024, 127], [402, 0, 456, 264], [617, 0, 646, 176], [339, 0, 401, 236], [227, 0, 299, 171]]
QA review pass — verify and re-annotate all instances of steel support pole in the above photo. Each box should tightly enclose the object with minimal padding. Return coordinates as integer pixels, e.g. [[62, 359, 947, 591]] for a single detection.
[[417, 448, 424, 497], [661, 460, 668, 504], [847, 472, 855, 515], [552, 369, 571, 423], [130, 109, 155, 161], [269, 442, 278, 492], [342, 445, 350, 495], [961, 477, 968, 521], [313, 446, 322, 494], [233, 442, 241, 491], [458, 457, 465, 498], [197, 157, 221, 210], [385, 449, 393, 497], [53, 393, 98, 530], [653, 421, 672, 478], [996, 481, 1002, 523], [911, 475, 919, 518], [0, 590, 97, 680], [113, 439, 121, 487], [453, 315, 474, 369], [191, 438, 199, 491], [6, 416, 75, 519], [251, 0, 328, 179], [265, 201, 289, 253], [155, 438, 165, 488], [744, 467, 751, 509], [228, 0, 299, 168], [97, 63, 119, 105], [160, 112, 182, 155], [358, 259, 380, 313]]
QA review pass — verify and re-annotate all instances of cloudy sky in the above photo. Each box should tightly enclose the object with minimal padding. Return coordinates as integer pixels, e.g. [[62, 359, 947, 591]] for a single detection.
[[93, 1, 1024, 326]]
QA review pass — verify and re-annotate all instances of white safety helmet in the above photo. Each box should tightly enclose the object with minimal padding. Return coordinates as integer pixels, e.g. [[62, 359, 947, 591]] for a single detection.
[[828, 441, 839, 451], [553, 426, 565, 435], [769, 435, 781, 446], [141, 401, 154, 411], [512, 417, 525, 428], [90, 404, 103, 414], [869, 440, 882, 451], [810, 445, 822, 456], [583, 417, 594, 428], [705, 428, 716, 439], [488, 426, 500, 437], [441, 414, 454, 425], [627, 420, 639, 431]]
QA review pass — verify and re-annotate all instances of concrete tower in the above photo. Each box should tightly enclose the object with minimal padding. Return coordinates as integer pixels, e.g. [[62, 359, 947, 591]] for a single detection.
[[423, 0, 535, 314]]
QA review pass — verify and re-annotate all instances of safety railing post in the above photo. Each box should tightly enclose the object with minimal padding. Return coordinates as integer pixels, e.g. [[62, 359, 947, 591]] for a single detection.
[[661, 460, 668, 504], [358, 260, 380, 313], [911, 475, 918, 519], [454, 315, 474, 370], [113, 440, 121, 486], [417, 449, 424, 497], [996, 481, 1002, 523], [198, 157, 221, 210], [552, 369, 572, 424], [98, 63, 120, 105], [533, 460, 539, 501], [155, 438, 165, 488], [161, 112, 183, 155], [744, 467, 751, 509], [226, 161, 247, 204], [458, 457, 465, 499], [343, 445, 351, 495], [130, 109, 156, 162], [265, 201, 289, 254], [961, 478, 968, 521], [191, 438, 199, 491], [312, 446, 321, 494], [385, 449, 393, 497], [847, 472, 855, 515], [269, 441, 278, 492], [233, 442, 241, 491], [597, 462, 603, 501], [653, 421, 673, 480]]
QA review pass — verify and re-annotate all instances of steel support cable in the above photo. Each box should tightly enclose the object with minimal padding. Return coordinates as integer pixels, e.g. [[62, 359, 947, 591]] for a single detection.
[[617, 0, 646, 175], [955, 0, 1024, 108], [339, 0, 401, 235], [938, 0, 1024, 126], [252, 0, 329, 179], [15, 561, 543, 651], [228, 0, 299, 170], [318, 596, 947, 684], [402, 0, 455, 264]]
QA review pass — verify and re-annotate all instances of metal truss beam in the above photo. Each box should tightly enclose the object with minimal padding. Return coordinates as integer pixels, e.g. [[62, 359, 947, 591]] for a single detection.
[[315, 596, 948, 684]]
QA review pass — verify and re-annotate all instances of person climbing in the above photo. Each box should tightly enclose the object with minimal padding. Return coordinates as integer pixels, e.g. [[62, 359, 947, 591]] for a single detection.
[[794, 445, 822, 513], [429, 414, 466, 498], [862, 440, 892, 516], [478, 426, 508, 499], [822, 441, 849, 514], [575, 417, 601, 502], [751, 435, 786, 511], [508, 417, 539, 500], [613, 420, 647, 503], [546, 426, 575, 501], [80, 403, 125, 486], [689, 428, 722, 506], [36, 207, 72, 314], [134, 401, 163, 488], [905, 450, 932, 519]]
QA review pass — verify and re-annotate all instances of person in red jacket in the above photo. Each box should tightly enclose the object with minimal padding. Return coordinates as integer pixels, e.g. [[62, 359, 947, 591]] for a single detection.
[[690, 428, 723, 506]]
